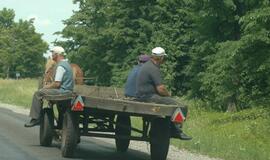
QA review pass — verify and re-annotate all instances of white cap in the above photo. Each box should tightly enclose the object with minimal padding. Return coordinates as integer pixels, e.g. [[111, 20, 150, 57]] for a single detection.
[[151, 47, 167, 56], [50, 46, 66, 56]]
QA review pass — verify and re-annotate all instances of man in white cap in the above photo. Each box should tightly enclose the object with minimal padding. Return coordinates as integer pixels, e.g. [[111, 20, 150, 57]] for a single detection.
[[136, 47, 192, 140], [25, 46, 74, 127], [136, 47, 169, 98]]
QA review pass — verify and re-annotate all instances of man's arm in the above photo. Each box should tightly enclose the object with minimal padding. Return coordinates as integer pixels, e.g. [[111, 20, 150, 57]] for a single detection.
[[43, 81, 61, 89], [43, 65, 65, 89], [156, 84, 171, 96]]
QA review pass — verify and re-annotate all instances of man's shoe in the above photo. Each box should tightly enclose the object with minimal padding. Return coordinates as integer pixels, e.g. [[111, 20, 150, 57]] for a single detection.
[[24, 119, 40, 127], [178, 132, 192, 140], [171, 131, 192, 140]]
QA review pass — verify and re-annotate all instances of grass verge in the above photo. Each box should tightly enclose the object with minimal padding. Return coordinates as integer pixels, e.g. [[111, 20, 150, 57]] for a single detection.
[[0, 78, 38, 108], [171, 100, 270, 160]]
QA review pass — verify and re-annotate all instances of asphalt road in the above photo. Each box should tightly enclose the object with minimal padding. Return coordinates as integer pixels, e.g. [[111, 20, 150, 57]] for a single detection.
[[0, 107, 151, 160], [0, 103, 223, 160]]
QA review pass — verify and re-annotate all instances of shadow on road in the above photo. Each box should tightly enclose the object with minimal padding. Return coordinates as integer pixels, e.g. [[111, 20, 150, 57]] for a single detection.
[[50, 137, 150, 160], [74, 146, 150, 160], [0, 107, 151, 160]]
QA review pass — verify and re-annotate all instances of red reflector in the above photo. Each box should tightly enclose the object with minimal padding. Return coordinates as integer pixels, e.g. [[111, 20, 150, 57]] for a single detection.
[[174, 112, 184, 123], [72, 101, 84, 111], [171, 108, 185, 123], [72, 96, 84, 111]]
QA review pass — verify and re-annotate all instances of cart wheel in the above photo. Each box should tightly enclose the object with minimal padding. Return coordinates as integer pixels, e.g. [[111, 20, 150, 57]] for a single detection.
[[150, 118, 170, 160], [115, 115, 131, 152], [40, 108, 54, 146], [61, 108, 79, 158]]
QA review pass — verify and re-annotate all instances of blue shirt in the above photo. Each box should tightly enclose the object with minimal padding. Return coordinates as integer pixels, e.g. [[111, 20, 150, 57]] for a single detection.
[[124, 64, 142, 97], [57, 61, 74, 91]]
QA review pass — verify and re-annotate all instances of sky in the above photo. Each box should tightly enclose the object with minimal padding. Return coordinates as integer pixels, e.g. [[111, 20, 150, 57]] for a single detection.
[[0, 0, 78, 47]]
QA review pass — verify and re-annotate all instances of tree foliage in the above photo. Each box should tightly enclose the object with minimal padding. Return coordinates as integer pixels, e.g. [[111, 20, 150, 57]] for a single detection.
[[0, 8, 48, 78], [60, 0, 270, 110]]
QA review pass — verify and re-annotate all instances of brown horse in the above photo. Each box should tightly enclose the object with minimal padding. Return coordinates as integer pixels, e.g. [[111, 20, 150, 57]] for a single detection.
[[70, 63, 84, 85], [43, 59, 84, 86]]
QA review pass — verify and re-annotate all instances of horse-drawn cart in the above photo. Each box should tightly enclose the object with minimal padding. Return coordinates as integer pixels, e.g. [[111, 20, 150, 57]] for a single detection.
[[40, 85, 187, 160]]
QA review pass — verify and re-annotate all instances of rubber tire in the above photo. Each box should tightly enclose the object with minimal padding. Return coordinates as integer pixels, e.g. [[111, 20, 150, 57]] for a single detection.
[[40, 109, 54, 146], [150, 118, 170, 160], [61, 108, 79, 158], [115, 115, 131, 152]]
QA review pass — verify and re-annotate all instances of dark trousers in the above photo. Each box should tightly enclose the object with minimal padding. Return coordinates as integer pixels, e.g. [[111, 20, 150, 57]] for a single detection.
[[138, 94, 188, 131], [29, 88, 71, 119], [138, 94, 188, 116]]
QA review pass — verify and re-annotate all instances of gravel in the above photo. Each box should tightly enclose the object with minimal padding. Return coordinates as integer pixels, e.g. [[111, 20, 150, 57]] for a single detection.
[[0, 102, 222, 160]]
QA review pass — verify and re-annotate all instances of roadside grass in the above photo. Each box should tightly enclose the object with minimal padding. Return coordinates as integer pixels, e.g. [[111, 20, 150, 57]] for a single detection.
[[131, 101, 270, 160], [0, 78, 38, 107], [171, 101, 270, 160], [1, 79, 270, 160]]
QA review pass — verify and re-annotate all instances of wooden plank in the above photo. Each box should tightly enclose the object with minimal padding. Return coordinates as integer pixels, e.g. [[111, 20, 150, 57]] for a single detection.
[[42, 93, 75, 101], [74, 85, 124, 99], [73, 85, 187, 116], [82, 96, 186, 116], [43, 85, 185, 117]]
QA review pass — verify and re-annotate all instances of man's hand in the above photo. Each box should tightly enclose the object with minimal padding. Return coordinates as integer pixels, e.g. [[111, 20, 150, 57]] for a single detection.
[[156, 84, 171, 96], [43, 81, 61, 89]]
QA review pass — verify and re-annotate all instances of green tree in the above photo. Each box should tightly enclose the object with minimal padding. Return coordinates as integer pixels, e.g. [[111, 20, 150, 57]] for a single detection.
[[0, 8, 14, 28], [189, 0, 270, 110], [60, 0, 270, 111], [59, 0, 112, 85], [60, 0, 159, 85], [0, 8, 48, 78], [13, 19, 48, 77]]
